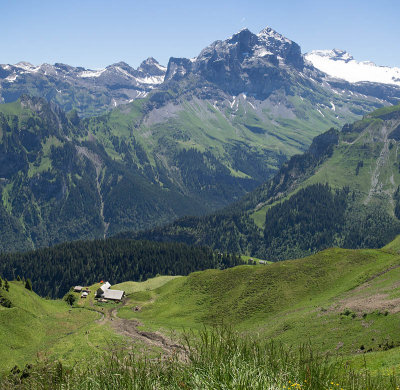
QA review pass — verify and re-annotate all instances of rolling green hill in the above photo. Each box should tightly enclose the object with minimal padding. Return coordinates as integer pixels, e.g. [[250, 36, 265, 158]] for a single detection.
[[116, 242, 400, 372], [2, 239, 400, 382], [0, 280, 123, 372]]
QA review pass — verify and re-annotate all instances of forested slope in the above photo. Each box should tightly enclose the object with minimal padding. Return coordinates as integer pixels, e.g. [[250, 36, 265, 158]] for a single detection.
[[125, 104, 400, 260], [0, 239, 242, 298]]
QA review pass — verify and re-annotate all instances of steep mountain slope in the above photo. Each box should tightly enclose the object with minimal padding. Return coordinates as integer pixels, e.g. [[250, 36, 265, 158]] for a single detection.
[[0, 58, 166, 116], [127, 104, 400, 258], [2, 27, 400, 252], [306, 49, 400, 86], [80, 28, 400, 212], [0, 96, 213, 251]]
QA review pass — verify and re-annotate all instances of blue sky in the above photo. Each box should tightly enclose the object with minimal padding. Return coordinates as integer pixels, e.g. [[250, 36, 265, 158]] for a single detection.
[[0, 0, 399, 69]]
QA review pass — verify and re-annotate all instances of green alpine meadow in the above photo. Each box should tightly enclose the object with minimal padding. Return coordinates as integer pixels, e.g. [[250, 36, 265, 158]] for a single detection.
[[2, 4, 400, 388], [2, 240, 400, 388]]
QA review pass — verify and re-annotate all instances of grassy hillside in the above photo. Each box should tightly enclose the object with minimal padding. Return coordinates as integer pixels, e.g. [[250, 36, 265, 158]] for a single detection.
[[2, 243, 400, 386], [118, 244, 400, 372], [0, 281, 123, 372], [130, 104, 400, 260], [251, 103, 400, 225]]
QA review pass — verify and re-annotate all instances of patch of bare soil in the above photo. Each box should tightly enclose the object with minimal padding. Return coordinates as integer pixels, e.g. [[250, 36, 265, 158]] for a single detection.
[[335, 293, 400, 314], [102, 304, 186, 360], [321, 265, 400, 315]]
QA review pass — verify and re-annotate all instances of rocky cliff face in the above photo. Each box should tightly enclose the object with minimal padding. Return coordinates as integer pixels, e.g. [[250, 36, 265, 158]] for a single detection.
[[165, 27, 305, 98]]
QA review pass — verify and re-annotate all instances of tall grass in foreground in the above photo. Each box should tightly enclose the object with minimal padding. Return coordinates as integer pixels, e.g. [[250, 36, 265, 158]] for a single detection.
[[1, 327, 398, 390]]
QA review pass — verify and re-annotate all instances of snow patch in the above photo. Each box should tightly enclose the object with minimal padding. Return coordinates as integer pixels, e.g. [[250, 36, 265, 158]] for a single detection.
[[135, 91, 148, 98], [306, 49, 400, 86], [254, 46, 273, 57], [14, 61, 40, 73], [154, 63, 167, 71], [4, 73, 18, 82], [79, 69, 106, 78], [136, 75, 164, 84], [248, 101, 256, 110]]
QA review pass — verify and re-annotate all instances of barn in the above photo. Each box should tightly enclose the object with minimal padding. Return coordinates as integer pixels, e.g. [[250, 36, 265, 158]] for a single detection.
[[96, 281, 125, 302], [96, 282, 111, 297], [103, 289, 125, 301]]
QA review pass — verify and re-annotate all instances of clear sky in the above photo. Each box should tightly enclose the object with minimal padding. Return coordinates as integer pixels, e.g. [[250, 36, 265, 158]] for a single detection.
[[0, 0, 399, 69]]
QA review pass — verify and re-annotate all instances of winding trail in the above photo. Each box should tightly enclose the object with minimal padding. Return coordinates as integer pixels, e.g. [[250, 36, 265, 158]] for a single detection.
[[99, 301, 186, 359]]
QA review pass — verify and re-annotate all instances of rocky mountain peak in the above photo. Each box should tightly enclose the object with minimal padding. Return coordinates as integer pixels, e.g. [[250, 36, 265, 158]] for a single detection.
[[258, 26, 291, 43], [165, 26, 305, 96], [107, 61, 135, 73], [256, 26, 303, 68], [138, 57, 166, 76]]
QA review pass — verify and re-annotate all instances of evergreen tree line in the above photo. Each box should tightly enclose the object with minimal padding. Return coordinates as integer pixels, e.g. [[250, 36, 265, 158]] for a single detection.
[[0, 275, 12, 308], [121, 212, 263, 255], [0, 239, 242, 298], [127, 183, 400, 261]]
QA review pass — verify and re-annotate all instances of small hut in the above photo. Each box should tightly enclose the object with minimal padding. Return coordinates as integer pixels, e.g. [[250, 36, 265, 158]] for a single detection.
[[103, 289, 125, 302], [96, 282, 111, 297]]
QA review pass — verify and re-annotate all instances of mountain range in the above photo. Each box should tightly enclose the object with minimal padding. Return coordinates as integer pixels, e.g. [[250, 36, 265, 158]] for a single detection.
[[0, 57, 166, 116], [1, 26, 400, 253]]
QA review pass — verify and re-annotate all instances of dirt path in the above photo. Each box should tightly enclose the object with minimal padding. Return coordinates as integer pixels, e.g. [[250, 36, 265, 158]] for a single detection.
[[101, 303, 186, 359]]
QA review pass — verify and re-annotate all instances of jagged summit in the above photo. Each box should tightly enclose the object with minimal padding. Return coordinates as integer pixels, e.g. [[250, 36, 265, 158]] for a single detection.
[[257, 26, 292, 43], [0, 57, 167, 114], [138, 57, 166, 76], [165, 25, 305, 95]]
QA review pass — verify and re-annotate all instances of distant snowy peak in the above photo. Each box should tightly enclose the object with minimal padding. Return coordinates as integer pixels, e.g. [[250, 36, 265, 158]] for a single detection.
[[138, 57, 167, 76], [309, 49, 353, 62], [306, 49, 400, 86], [0, 58, 167, 87]]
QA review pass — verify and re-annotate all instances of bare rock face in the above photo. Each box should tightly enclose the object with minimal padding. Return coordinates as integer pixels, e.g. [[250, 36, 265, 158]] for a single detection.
[[138, 57, 167, 76], [165, 27, 305, 99]]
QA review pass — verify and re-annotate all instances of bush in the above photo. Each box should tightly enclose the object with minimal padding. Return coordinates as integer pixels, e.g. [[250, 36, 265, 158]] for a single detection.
[[25, 279, 32, 291], [64, 293, 76, 306]]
